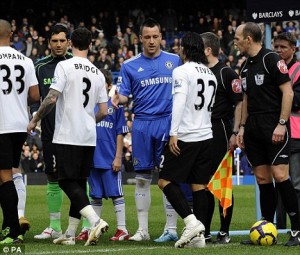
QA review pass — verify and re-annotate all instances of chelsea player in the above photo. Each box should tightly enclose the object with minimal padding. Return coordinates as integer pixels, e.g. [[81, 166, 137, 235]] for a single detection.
[[112, 17, 181, 241], [88, 69, 130, 241]]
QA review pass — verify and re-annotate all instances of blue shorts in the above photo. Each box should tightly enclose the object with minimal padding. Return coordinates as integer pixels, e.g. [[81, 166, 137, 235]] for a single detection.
[[132, 117, 171, 171], [88, 168, 123, 199]]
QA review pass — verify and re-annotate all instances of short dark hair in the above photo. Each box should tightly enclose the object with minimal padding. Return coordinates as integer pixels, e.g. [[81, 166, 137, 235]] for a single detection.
[[100, 68, 113, 85], [200, 32, 220, 57], [139, 17, 161, 35], [181, 32, 208, 64], [243, 22, 262, 43], [71, 27, 92, 51], [274, 32, 297, 47], [50, 24, 69, 40]]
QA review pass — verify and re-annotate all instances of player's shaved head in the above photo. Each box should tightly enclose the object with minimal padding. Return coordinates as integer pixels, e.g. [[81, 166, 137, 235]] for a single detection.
[[0, 19, 12, 40]]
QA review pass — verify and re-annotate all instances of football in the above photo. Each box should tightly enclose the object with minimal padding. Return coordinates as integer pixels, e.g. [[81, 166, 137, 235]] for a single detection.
[[249, 220, 278, 246]]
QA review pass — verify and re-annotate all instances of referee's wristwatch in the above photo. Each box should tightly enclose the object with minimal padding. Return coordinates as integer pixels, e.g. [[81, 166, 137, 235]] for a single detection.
[[278, 119, 287, 125]]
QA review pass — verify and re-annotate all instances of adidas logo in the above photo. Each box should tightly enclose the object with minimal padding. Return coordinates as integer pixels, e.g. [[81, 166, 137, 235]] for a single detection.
[[137, 67, 144, 72]]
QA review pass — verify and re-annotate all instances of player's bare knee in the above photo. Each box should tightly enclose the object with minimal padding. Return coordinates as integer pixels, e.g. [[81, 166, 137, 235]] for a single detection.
[[256, 176, 272, 184], [273, 174, 289, 183], [157, 179, 169, 190]]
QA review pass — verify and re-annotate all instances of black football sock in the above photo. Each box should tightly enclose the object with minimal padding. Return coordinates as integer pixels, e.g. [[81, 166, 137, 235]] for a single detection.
[[192, 189, 208, 225], [276, 179, 300, 230], [0, 181, 20, 238], [296, 190, 300, 223], [219, 194, 234, 233], [59, 179, 90, 219], [163, 182, 192, 219], [275, 191, 287, 229], [205, 190, 215, 235], [258, 183, 276, 222]]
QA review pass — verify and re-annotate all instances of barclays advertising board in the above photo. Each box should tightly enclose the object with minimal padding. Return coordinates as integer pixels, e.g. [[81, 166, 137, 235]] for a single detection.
[[246, 0, 299, 22]]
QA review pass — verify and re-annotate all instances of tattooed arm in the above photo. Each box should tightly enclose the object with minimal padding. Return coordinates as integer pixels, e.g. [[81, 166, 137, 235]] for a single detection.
[[27, 89, 61, 134]]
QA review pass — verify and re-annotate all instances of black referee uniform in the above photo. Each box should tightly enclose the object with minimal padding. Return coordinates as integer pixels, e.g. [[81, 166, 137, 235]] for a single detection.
[[205, 61, 242, 239], [240, 48, 290, 166]]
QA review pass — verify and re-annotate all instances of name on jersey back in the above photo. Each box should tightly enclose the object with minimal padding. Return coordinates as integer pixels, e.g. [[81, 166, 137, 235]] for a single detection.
[[74, 63, 99, 75], [0, 52, 25, 60]]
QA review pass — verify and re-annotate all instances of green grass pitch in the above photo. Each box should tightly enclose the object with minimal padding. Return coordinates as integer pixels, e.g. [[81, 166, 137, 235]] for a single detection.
[[1, 184, 299, 255]]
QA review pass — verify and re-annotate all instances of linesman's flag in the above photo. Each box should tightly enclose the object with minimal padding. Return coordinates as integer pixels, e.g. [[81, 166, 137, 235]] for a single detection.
[[207, 150, 233, 217]]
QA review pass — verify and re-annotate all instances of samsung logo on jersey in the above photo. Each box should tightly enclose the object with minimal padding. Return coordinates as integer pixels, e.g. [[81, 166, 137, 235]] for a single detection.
[[96, 121, 113, 128], [43, 77, 54, 85], [140, 77, 172, 87]]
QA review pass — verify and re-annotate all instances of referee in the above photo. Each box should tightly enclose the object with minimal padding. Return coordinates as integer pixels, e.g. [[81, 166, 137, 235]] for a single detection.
[[235, 22, 300, 246]]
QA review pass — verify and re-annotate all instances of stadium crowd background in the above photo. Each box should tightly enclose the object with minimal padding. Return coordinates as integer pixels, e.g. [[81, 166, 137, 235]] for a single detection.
[[2, 0, 299, 175]]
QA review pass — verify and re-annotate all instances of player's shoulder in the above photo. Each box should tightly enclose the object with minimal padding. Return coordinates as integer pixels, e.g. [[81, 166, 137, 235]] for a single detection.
[[161, 50, 180, 59], [35, 55, 54, 68], [262, 48, 279, 62], [173, 61, 197, 75], [123, 53, 142, 65], [262, 48, 287, 74], [57, 56, 74, 68], [219, 63, 239, 77]]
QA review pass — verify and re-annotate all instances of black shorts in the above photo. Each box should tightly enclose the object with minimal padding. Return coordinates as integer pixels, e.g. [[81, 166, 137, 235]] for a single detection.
[[211, 119, 232, 175], [0, 132, 27, 170], [244, 114, 290, 167], [42, 140, 57, 174], [159, 139, 212, 184], [55, 144, 95, 180]]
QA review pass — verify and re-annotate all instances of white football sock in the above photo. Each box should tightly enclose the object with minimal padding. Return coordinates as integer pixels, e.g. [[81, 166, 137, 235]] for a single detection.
[[135, 178, 151, 232], [66, 216, 80, 237], [13, 173, 26, 218], [163, 194, 178, 233], [91, 198, 103, 218], [80, 205, 100, 227], [113, 197, 127, 231]]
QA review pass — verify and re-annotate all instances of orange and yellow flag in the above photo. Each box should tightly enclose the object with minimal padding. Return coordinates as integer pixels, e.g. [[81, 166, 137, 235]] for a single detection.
[[207, 150, 233, 217]]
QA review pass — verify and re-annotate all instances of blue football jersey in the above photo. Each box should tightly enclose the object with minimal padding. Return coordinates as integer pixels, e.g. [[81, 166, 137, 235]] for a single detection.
[[93, 99, 129, 169], [117, 51, 181, 120]]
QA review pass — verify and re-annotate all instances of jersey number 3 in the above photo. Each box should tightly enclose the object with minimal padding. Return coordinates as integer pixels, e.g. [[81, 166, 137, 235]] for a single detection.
[[82, 77, 91, 107]]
